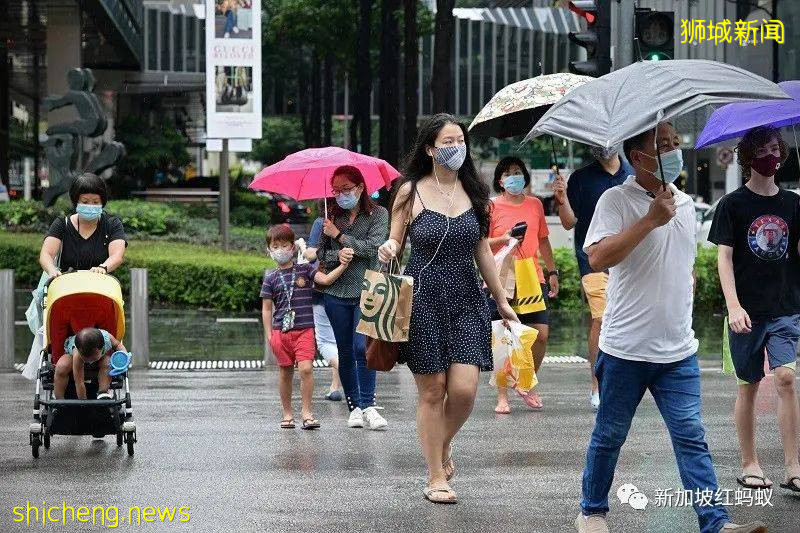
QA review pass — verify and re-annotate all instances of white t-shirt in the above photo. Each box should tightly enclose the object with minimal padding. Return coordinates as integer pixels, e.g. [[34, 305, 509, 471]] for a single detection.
[[583, 176, 699, 363]]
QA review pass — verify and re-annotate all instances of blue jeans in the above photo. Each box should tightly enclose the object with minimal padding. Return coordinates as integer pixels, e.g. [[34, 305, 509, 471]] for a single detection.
[[323, 294, 375, 411], [581, 351, 729, 533], [224, 10, 236, 34]]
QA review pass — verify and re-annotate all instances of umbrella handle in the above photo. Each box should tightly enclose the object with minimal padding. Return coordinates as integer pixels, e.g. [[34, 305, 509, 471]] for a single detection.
[[550, 136, 561, 177]]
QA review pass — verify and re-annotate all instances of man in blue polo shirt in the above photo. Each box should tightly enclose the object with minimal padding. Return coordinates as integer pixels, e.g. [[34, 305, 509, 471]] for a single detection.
[[553, 146, 632, 410]]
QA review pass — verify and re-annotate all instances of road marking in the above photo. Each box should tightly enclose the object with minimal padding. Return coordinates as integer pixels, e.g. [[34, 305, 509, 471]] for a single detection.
[[11, 355, 589, 374]]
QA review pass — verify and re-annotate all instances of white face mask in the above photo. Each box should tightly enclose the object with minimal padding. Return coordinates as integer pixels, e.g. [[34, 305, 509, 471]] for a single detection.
[[637, 148, 683, 184], [270, 248, 294, 265]]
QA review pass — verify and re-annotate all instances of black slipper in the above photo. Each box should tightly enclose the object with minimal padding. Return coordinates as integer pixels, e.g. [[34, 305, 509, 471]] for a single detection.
[[736, 474, 772, 489], [280, 418, 296, 429], [301, 418, 320, 430], [779, 476, 800, 493]]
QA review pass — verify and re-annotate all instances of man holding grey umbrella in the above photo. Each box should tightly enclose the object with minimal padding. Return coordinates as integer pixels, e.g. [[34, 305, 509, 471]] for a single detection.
[[575, 123, 767, 533]]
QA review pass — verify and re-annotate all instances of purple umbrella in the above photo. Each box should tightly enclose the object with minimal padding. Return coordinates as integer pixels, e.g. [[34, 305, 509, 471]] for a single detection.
[[695, 81, 800, 149]]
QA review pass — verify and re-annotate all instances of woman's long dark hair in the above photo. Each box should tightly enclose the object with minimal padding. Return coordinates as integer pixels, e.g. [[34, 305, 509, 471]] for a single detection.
[[390, 113, 490, 237]]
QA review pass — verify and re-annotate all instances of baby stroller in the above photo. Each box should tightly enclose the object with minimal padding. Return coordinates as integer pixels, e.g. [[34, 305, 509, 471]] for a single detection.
[[30, 271, 137, 457]]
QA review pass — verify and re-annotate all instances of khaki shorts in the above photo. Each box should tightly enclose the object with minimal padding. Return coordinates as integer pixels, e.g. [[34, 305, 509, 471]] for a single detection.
[[581, 273, 609, 320]]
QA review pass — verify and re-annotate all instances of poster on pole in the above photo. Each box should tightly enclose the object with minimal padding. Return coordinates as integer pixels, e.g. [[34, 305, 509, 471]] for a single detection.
[[205, 0, 262, 139]]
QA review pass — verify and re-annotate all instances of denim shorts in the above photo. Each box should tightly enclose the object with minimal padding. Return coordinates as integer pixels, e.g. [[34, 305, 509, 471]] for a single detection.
[[728, 314, 800, 384]]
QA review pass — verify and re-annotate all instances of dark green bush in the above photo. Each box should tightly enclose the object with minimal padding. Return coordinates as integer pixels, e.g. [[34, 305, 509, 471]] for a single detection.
[[0, 198, 72, 232], [231, 205, 271, 227], [105, 200, 186, 236]]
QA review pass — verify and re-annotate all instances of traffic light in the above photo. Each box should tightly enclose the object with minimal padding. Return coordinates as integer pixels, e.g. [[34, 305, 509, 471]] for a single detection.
[[635, 9, 674, 61], [567, 0, 611, 77]]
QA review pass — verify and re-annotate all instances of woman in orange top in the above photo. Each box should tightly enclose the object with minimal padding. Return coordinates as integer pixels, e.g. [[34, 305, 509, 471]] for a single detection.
[[488, 156, 559, 413]]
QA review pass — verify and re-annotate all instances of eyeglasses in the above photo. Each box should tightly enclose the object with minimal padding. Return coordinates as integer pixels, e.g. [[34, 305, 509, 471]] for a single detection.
[[332, 185, 358, 195]]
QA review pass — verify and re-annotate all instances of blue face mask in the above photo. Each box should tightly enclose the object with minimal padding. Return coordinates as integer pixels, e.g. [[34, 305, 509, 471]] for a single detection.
[[638, 148, 684, 184], [76, 203, 103, 221], [502, 174, 526, 195], [335, 191, 359, 210]]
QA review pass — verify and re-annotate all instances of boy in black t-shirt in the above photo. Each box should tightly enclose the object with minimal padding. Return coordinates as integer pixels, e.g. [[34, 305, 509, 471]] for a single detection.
[[709, 126, 800, 494]]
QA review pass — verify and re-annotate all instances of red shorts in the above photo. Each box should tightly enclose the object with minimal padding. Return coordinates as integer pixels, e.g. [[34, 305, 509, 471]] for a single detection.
[[270, 328, 316, 367]]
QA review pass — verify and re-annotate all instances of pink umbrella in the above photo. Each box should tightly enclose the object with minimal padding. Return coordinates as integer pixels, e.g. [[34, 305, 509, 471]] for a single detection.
[[250, 147, 401, 206]]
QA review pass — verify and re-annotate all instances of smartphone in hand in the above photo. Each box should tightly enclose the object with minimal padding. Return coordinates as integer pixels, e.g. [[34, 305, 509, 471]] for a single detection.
[[510, 221, 528, 239]]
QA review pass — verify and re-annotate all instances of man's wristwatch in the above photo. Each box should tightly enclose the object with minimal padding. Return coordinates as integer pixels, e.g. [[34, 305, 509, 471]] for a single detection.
[[335, 232, 343, 242], [548, 269, 559, 278]]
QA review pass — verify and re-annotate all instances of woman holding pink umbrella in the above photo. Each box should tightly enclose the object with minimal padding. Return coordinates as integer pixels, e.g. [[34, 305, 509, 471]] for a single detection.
[[317, 165, 389, 430]]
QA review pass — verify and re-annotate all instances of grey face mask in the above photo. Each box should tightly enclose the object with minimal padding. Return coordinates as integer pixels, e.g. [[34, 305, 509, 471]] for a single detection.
[[433, 145, 467, 171]]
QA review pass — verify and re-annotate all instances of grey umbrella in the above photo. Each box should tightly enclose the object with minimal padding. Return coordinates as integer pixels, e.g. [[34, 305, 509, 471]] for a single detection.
[[523, 59, 790, 149]]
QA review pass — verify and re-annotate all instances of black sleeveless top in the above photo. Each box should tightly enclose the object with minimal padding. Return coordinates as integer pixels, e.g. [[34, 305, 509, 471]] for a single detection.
[[46, 214, 127, 271]]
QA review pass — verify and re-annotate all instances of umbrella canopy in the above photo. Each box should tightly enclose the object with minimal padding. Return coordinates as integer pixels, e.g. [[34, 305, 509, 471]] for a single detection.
[[695, 81, 800, 149], [249, 147, 401, 200], [524, 60, 791, 148], [468, 73, 593, 138]]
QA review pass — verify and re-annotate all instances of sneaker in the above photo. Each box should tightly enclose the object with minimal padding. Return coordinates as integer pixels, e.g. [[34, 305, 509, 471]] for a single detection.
[[347, 407, 363, 428], [718, 522, 768, 533], [233, 26, 240, 34], [574, 513, 609, 533], [223, 32, 230, 38], [590, 391, 600, 411], [362, 406, 388, 431], [325, 390, 343, 402]]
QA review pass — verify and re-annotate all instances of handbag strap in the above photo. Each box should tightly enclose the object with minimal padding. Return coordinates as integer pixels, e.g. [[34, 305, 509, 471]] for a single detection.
[[389, 183, 415, 274]]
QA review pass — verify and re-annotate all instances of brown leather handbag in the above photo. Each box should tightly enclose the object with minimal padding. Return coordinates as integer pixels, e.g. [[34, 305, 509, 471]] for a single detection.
[[365, 210, 411, 372]]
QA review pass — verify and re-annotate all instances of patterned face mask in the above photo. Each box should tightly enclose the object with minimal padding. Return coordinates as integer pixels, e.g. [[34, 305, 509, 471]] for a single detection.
[[433, 144, 467, 171]]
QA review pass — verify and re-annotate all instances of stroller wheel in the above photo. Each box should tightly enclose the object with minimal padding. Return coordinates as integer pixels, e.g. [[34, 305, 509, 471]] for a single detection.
[[30, 434, 40, 458], [43, 433, 50, 449], [126, 435, 134, 456], [117, 432, 123, 447]]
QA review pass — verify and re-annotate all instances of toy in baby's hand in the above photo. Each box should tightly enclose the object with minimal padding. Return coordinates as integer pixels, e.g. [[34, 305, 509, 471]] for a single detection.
[[108, 350, 132, 376]]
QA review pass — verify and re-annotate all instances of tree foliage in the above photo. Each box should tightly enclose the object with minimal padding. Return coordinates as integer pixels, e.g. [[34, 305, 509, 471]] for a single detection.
[[115, 116, 190, 183]]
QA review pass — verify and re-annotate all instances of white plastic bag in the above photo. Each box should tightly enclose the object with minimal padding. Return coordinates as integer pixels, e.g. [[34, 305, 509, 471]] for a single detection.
[[295, 238, 309, 264], [489, 320, 538, 391], [22, 326, 45, 381]]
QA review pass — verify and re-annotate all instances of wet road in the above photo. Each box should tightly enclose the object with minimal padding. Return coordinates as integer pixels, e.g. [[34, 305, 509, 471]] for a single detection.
[[1, 363, 798, 532]]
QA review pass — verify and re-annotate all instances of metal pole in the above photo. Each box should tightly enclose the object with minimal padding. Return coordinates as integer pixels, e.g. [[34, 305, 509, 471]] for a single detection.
[[219, 139, 230, 251], [616, 0, 635, 71], [568, 140, 574, 171], [0, 270, 15, 371], [130, 269, 150, 369], [344, 73, 350, 149]]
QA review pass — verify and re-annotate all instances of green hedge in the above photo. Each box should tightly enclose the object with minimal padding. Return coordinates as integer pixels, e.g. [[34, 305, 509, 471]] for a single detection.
[[0, 231, 724, 312], [0, 232, 273, 311], [0, 199, 270, 251]]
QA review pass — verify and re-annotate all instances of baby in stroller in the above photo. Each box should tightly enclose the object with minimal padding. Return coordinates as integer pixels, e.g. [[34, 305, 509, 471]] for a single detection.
[[56, 327, 127, 400], [30, 271, 137, 457]]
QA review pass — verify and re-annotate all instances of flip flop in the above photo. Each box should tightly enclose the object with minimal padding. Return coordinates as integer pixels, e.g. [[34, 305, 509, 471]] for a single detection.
[[443, 445, 455, 481], [779, 476, 800, 493], [422, 486, 457, 504], [302, 418, 320, 430], [494, 404, 511, 414], [736, 474, 772, 489], [280, 418, 296, 429], [517, 389, 543, 410]]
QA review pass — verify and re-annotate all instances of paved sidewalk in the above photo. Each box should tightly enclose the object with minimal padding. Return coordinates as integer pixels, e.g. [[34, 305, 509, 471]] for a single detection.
[[1, 363, 797, 532]]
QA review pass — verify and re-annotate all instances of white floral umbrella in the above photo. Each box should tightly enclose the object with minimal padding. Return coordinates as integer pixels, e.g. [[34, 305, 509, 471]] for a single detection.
[[468, 73, 593, 138]]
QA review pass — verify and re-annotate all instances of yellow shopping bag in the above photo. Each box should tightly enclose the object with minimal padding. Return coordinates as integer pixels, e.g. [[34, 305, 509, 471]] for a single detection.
[[490, 321, 539, 392], [511, 257, 546, 314]]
